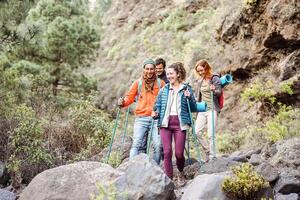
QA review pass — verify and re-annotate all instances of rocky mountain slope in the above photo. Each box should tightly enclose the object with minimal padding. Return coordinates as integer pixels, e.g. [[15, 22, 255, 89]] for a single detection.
[[89, 0, 299, 133]]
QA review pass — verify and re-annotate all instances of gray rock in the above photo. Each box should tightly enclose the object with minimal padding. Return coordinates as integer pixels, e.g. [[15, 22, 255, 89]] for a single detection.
[[117, 154, 175, 200], [200, 157, 240, 174], [181, 172, 230, 200], [255, 162, 279, 183], [228, 150, 248, 162], [19, 155, 174, 200], [249, 154, 263, 166], [279, 50, 300, 81], [229, 148, 262, 163], [0, 189, 16, 200], [275, 193, 299, 200], [19, 162, 123, 200], [270, 137, 300, 169], [274, 171, 300, 194], [91, 136, 132, 163]]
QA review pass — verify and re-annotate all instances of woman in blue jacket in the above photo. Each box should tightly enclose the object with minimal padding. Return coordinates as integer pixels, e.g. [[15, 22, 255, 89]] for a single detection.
[[153, 62, 196, 186]]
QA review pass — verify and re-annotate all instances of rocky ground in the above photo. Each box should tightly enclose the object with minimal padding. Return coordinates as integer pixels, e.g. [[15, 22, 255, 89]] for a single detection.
[[1, 136, 299, 200]]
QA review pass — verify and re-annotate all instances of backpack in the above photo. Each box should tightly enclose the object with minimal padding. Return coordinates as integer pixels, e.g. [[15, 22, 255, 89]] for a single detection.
[[211, 74, 224, 110], [135, 78, 162, 101]]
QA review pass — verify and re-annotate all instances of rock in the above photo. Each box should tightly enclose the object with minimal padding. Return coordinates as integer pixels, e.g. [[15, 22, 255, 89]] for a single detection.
[[181, 172, 230, 200], [199, 157, 240, 174], [264, 0, 300, 49], [279, 50, 300, 81], [19, 162, 122, 200], [0, 189, 16, 200], [270, 137, 300, 169], [91, 136, 132, 163], [255, 162, 279, 183], [249, 154, 263, 166], [261, 142, 278, 160], [274, 170, 300, 194], [275, 193, 299, 200], [229, 148, 262, 162], [20, 155, 174, 200], [266, 0, 300, 37], [228, 150, 248, 162], [117, 154, 175, 200], [0, 161, 9, 186]]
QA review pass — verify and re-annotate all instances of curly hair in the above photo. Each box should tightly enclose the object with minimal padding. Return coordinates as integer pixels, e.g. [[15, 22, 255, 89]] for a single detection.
[[168, 62, 186, 83], [194, 59, 212, 80]]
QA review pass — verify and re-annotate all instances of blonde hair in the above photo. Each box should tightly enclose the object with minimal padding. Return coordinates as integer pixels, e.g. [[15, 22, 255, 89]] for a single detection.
[[194, 59, 212, 80]]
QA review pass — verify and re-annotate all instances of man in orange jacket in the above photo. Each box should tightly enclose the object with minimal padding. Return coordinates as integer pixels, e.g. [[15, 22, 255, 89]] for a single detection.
[[118, 59, 165, 164]]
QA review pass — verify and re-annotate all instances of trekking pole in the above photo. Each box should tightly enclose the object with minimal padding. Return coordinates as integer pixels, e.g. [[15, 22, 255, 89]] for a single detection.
[[121, 107, 130, 147], [185, 131, 191, 165], [185, 146, 191, 165], [105, 107, 121, 163], [210, 91, 216, 160], [146, 118, 154, 155], [186, 96, 204, 172]]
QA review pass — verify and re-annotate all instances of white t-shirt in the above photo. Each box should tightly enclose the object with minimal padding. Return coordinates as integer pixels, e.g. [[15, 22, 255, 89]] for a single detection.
[[169, 88, 179, 115]]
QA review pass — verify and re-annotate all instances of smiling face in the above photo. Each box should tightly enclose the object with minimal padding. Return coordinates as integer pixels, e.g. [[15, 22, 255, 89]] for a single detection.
[[155, 64, 164, 76], [196, 65, 205, 77], [144, 64, 156, 79], [166, 68, 179, 85]]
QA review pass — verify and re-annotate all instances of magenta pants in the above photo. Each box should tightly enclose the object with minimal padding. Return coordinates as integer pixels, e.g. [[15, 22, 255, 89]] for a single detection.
[[160, 115, 186, 179]]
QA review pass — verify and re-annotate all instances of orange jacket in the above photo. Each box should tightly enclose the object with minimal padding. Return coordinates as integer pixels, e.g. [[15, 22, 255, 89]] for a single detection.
[[123, 79, 165, 116]]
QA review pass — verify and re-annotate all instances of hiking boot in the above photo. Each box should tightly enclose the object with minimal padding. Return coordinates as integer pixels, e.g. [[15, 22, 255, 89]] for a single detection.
[[177, 171, 186, 187]]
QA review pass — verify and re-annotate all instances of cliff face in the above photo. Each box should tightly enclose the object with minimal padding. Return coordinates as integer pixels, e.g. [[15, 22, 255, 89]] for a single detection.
[[90, 0, 299, 132]]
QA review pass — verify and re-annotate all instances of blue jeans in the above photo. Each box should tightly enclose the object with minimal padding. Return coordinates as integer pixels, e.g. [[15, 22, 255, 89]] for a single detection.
[[130, 116, 161, 164]]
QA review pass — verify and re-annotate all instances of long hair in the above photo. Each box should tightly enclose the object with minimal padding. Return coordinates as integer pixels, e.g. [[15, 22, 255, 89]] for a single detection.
[[168, 62, 186, 83], [194, 59, 212, 80]]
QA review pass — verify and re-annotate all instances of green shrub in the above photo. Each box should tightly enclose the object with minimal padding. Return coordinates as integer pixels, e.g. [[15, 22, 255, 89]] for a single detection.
[[222, 163, 269, 200], [279, 82, 294, 95], [245, 0, 258, 7], [259, 106, 300, 142], [90, 182, 128, 200], [107, 151, 122, 168], [241, 80, 276, 106], [70, 100, 112, 160], [217, 131, 246, 154], [7, 104, 52, 187]]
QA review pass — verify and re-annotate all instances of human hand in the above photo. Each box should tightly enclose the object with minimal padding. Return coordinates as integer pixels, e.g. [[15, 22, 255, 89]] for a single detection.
[[151, 111, 159, 119], [117, 97, 124, 107], [184, 89, 190, 97]]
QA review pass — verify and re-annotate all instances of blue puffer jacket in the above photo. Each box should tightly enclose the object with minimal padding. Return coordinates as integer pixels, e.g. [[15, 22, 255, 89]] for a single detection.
[[154, 83, 197, 129]]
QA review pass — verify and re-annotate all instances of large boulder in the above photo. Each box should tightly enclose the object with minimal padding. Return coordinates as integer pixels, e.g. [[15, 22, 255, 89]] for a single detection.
[[0, 189, 16, 200], [19, 154, 174, 200], [181, 172, 230, 200], [275, 193, 299, 200], [274, 170, 300, 195], [269, 137, 300, 169], [255, 162, 279, 183], [117, 154, 175, 200], [19, 162, 122, 200]]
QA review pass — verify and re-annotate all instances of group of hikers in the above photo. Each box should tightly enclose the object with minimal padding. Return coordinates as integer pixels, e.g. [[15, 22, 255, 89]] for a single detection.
[[117, 58, 222, 186]]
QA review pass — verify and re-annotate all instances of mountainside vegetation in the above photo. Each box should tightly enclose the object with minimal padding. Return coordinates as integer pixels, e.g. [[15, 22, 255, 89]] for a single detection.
[[0, 0, 113, 187], [0, 0, 299, 192]]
